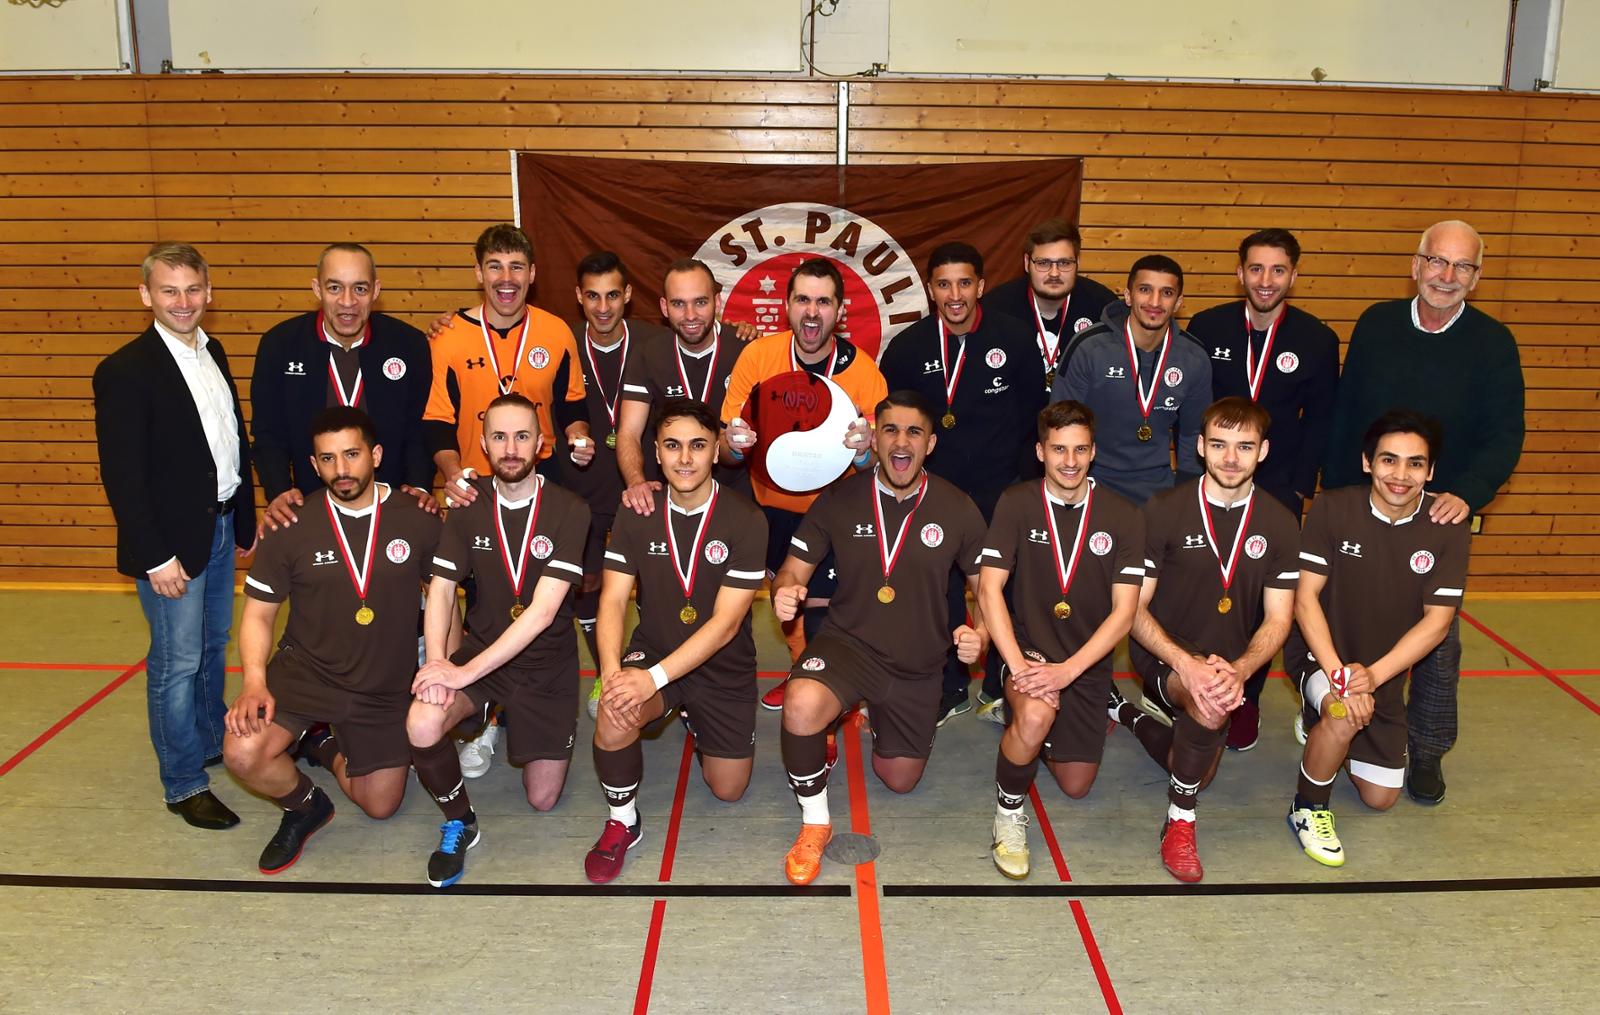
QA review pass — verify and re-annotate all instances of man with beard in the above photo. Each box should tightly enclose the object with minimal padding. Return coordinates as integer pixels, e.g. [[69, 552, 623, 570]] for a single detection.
[[1321, 220, 1523, 805], [1286, 410, 1468, 867], [224, 408, 441, 873], [721, 258, 886, 707], [879, 241, 1046, 726], [251, 243, 435, 535], [978, 401, 1144, 879], [1055, 255, 1211, 505], [405, 394, 591, 888], [981, 218, 1118, 389], [772, 391, 988, 885], [584, 398, 767, 883], [1110, 397, 1299, 883], [1186, 229, 1339, 751]]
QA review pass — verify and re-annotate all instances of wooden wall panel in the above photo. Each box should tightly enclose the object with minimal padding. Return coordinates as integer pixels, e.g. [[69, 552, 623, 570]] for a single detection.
[[0, 75, 1594, 592]]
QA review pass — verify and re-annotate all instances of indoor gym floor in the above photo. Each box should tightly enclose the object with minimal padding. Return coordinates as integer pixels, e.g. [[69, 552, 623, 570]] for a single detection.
[[0, 588, 1596, 1014]]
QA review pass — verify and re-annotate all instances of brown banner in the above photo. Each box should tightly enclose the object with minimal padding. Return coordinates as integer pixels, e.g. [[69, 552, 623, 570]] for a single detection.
[[515, 154, 1082, 356]]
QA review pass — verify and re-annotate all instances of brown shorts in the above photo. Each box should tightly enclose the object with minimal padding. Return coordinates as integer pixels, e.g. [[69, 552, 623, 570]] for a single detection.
[[1002, 645, 1112, 765], [621, 642, 757, 760], [453, 641, 578, 764], [266, 649, 410, 778], [1128, 638, 1232, 729], [790, 630, 940, 760], [1294, 659, 1408, 788]]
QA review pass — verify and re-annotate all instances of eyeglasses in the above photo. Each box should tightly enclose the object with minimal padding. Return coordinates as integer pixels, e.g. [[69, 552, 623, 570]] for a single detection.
[[1029, 257, 1077, 273], [1415, 254, 1480, 278]]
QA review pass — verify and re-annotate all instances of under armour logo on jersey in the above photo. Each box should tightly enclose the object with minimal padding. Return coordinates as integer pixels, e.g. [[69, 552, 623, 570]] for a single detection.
[[1212, 348, 1231, 361], [285, 361, 305, 375], [464, 357, 486, 369], [923, 360, 941, 374], [1340, 541, 1363, 557], [313, 550, 337, 564], [648, 541, 668, 555], [827, 567, 837, 581], [1183, 534, 1206, 548], [665, 385, 685, 397], [473, 536, 493, 550], [1028, 528, 1049, 544], [1106, 366, 1126, 378], [854, 523, 875, 537]]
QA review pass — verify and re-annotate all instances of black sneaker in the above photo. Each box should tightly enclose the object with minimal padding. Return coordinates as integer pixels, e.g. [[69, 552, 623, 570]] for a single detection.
[[297, 724, 335, 769], [1407, 757, 1446, 805], [935, 690, 972, 727], [427, 817, 481, 888], [258, 787, 334, 874]]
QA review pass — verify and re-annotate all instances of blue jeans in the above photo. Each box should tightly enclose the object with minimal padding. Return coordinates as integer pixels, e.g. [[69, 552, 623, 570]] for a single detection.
[[134, 513, 234, 803]]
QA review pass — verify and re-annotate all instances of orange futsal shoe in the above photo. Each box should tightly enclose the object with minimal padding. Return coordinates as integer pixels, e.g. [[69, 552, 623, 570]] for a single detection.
[[784, 823, 832, 885], [1160, 818, 1204, 883]]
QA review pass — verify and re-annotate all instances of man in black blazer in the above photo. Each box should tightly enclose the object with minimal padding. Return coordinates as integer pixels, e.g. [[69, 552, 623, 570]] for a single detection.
[[252, 243, 435, 532], [94, 242, 256, 830]]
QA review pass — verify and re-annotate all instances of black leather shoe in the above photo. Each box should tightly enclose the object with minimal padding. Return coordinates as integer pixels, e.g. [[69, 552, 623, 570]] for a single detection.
[[259, 787, 335, 874], [166, 790, 240, 830], [1407, 757, 1446, 805]]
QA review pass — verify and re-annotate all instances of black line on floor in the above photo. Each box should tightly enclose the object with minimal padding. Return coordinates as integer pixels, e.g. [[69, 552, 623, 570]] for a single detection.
[[0, 873, 850, 898], [884, 875, 1600, 898]]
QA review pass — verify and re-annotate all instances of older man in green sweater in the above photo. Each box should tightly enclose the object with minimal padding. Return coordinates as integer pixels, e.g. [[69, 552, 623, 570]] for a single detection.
[[1322, 220, 1524, 805]]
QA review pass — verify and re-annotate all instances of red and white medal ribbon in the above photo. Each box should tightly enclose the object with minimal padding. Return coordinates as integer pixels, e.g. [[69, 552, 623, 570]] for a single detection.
[[479, 305, 530, 396], [1042, 478, 1094, 602], [789, 339, 838, 378], [674, 329, 721, 403], [1030, 290, 1067, 374], [494, 478, 543, 604], [583, 322, 629, 432], [872, 472, 928, 587], [665, 482, 719, 602], [319, 311, 368, 407], [1123, 320, 1172, 429], [1196, 479, 1255, 601], [326, 489, 381, 606], [1243, 306, 1281, 402], [936, 319, 968, 413], [1329, 666, 1350, 698]]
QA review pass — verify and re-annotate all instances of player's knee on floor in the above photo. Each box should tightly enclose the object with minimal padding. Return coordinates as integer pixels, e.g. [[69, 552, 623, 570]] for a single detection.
[[703, 769, 751, 802], [1048, 762, 1098, 800], [1354, 778, 1402, 811], [525, 786, 563, 811], [872, 755, 926, 794]]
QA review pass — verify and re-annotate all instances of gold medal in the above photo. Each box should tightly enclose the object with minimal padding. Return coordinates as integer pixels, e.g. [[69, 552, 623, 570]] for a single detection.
[[877, 584, 896, 604], [1137, 424, 1154, 442], [941, 412, 956, 429], [355, 605, 375, 626], [605, 430, 617, 450], [679, 603, 698, 625], [509, 603, 525, 620], [1044, 369, 1056, 388], [1053, 600, 1071, 620], [1217, 596, 1232, 614], [1327, 697, 1348, 720]]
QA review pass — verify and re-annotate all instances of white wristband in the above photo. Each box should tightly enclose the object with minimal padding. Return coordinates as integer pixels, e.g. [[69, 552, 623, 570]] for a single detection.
[[647, 663, 670, 690]]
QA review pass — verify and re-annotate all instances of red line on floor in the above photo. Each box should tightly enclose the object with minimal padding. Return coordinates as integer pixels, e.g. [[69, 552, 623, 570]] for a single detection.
[[0, 660, 144, 778], [632, 731, 696, 1013], [1027, 787, 1124, 1014], [1459, 610, 1600, 717], [842, 713, 891, 1015]]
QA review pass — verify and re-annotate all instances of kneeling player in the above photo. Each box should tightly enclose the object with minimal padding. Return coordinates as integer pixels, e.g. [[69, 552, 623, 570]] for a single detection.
[[773, 391, 988, 885], [979, 401, 1143, 878], [1287, 410, 1467, 865], [585, 398, 768, 882], [225, 408, 441, 873], [407, 394, 591, 888]]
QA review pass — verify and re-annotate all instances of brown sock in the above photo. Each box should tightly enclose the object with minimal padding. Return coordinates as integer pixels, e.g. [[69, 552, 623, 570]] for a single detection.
[[593, 739, 644, 817], [271, 770, 318, 813], [1297, 764, 1335, 807], [411, 737, 473, 822], [781, 728, 830, 797], [995, 752, 1038, 811], [1123, 706, 1175, 770], [305, 729, 342, 770], [1168, 711, 1226, 810]]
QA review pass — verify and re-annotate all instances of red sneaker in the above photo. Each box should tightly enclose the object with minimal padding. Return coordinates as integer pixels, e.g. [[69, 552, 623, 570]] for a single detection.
[[1226, 701, 1260, 751], [761, 678, 788, 711], [1160, 818, 1204, 883], [584, 817, 643, 884]]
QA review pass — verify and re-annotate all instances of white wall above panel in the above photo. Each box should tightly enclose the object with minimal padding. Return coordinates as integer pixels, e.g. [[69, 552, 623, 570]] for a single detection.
[[0, 0, 125, 72], [165, 0, 806, 72], [1551, 0, 1600, 90], [886, 0, 1512, 86]]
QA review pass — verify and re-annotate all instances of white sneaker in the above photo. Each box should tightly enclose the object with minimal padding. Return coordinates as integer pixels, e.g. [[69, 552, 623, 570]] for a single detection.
[[458, 722, 498, 779], [1287, 805, 1345, 867], [587, 677, 602, 720], [990, 810, 1030, 879], [1294, 713, 1308, 746], [975, 692, 1007, 726]]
